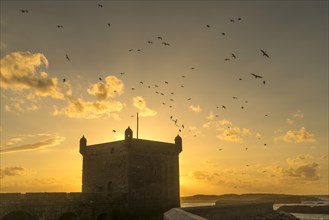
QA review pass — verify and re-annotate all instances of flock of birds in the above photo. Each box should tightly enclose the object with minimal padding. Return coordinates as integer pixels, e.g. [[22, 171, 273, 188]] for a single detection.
[[19, 3, 271, 174]]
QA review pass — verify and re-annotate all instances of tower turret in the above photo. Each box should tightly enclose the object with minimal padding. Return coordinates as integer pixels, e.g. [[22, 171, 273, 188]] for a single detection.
[[174, 134, 182, 153], [125, 126, 133, 140], [79, 135, 87, 154]]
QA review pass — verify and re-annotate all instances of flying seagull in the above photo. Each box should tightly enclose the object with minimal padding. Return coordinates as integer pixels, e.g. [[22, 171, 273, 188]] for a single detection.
[[20, 9, 29, 13], [157, 36, 163, 40], [65, 54, 70, 61], [232, 53, 236, 59], [251, 73, 263, 79], [260, 49, 270, 58], [57, 25, 63, 28], [98, 4, 103, 7]]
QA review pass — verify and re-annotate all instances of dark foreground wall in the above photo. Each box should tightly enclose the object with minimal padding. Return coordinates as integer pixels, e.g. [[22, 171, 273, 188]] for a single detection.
[[164, 202, 299, 220]]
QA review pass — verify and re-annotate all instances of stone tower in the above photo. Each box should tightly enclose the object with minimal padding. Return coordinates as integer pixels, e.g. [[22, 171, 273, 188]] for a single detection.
[[79, 127, 182, 216]]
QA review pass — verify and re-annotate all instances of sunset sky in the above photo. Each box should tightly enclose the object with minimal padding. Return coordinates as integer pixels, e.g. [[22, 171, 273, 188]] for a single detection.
[[0, 1, 328, 196]]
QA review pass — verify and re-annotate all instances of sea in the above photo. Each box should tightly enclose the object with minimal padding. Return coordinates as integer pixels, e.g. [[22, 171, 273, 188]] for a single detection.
[[181, 196, 329, 220]]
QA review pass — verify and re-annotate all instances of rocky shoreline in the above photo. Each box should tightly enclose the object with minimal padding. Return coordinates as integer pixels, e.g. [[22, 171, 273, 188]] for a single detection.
[[277, 205, 329, 214]]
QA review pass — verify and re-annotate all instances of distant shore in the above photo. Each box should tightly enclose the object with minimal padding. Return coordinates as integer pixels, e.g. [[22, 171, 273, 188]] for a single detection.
[[181, 193, 328, 204]]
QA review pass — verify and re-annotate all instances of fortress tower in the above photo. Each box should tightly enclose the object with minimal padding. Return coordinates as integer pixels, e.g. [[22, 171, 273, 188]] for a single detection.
[[79, 127, 182, 216]]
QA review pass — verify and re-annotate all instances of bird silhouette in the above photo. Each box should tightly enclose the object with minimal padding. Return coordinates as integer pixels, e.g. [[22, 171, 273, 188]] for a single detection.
[[140, 81, 143, 84], [263, 80, 266, 85], [181, 75, 185, 78], [120, 72, 125, 75], [251, 73, 263, 79], [225, 58, 230, 61], [206, 24, 210, 28], [165, 81, 168, 84], [191, 67, 195, 70], [131, 88, 135, 90], [232, 53, 236, 59], [218, 149, 223, 151], [20, 10, 29, 13], [187, 98, 191, 101], [57, 25, 63, 28], [147, 41, 153, 44], [157, 36, 163, 40], [239, 78, 242, 80], [137, 49, 141, 51], [221, 32, 226, 36], [98, 4, 103, 7], [232, 96, 238, 99], [99, 77, 102, 81], [162, 42, 170, 46], [222, 105, 226, 109], [241, 106, 244, 109], [128, 49, 133, 52], [107, 23, 111, 27], [62, 78, 66, 83], [112, 130, 116, 132], [260, 49, 270, 58], [230, 19, 235, 22], [237, 18, 242, 21], [65, 54, 70, 61]]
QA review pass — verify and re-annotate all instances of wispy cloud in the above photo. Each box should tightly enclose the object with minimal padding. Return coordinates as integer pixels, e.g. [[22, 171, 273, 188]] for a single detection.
[[189, 105, 202, 113], [217, 127, 252, 143], [0, 51, 69, 100], [274, 127, 316, 144], [0, 167, 25, 179], [207, 112, 215, 120], [53, 98, 124, 119], [87, 75, 124, 100], [293, 110, 304, 119], [132, 96, 157, 117], [192, 171, 219, 182], [0, 134, 65, 154]]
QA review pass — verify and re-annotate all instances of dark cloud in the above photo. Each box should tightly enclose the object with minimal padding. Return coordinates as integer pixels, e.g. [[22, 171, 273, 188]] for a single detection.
[[0, 167, 25, 179], [0, 135, 65, 154]]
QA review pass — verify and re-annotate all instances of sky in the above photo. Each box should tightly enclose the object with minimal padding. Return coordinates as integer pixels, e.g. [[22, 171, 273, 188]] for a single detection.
[[0, 0, 328, 196]]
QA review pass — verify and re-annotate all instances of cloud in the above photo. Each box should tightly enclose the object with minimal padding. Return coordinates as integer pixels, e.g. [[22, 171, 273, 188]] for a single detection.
[[0, 51, 68, 99], [192, 171, 219, 182], [188, 126, 202, 137], [284, 155, 320, 180], [132, 96, 157, 117], [217, 127, 252, 143], [287, 118, 294, 125], [207, 112, 215, 120], [189, 105, 202, 113], [53, 98, 124, 119], [87, 76, 124, 100], [293, 110, 304, 119], [203, 119, 232, 129], [0, 134, 65, 154], [0, 167, 25, 179], [274, 127, 316, 144]]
